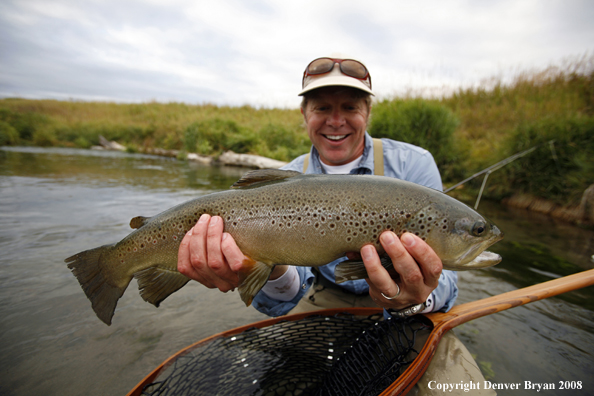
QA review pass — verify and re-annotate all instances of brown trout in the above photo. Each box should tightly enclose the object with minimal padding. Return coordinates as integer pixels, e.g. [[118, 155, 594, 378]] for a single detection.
[[66, 169, 503, 325]]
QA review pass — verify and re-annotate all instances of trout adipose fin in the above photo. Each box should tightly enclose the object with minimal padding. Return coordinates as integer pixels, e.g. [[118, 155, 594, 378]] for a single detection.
[[130, 216, 151, 229]]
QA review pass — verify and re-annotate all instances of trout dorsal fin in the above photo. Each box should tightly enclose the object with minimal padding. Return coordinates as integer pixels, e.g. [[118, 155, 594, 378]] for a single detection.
[[231, 169, 302, 189], [130, 216, 150, 229]]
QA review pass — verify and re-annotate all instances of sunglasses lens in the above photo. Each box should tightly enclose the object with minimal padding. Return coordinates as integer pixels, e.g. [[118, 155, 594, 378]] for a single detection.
[[307, 58, 335, 75], [341, 60, 368, 79]]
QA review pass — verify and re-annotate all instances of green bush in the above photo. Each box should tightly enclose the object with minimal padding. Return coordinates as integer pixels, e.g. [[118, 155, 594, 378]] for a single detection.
[[255, 123, 310, 161], [184, 118, 256, 155], [0, 109, 50, 141], [32, 128, 58, 147], [369, 99, 466, 181], [492, 116, 594, 204], [0, 120, 19, 145]]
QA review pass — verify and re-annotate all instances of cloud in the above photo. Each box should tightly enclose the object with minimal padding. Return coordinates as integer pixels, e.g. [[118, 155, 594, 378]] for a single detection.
[[1, 0, 593, 107]]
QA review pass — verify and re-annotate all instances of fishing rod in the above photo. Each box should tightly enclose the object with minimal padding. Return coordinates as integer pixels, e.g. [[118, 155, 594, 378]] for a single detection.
[[444, 140, 557, 210]]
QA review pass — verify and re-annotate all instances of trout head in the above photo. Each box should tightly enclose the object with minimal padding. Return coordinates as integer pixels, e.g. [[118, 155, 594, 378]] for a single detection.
[[411, 201, 504, 270]]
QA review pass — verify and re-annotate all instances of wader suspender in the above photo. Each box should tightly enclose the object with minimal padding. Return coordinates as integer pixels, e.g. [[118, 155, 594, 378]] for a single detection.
[[302, 138, 385, 176]]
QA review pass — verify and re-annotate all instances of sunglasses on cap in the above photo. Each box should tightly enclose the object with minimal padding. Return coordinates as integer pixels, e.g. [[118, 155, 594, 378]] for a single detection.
[[302, 58, 372, 89]]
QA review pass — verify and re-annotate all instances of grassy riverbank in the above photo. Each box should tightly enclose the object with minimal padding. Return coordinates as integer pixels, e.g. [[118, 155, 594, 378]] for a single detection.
[[1, 57, 593, 207]]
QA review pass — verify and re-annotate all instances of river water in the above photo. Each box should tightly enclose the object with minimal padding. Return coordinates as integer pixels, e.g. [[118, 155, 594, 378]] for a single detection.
[[0, 147, 593, 396]]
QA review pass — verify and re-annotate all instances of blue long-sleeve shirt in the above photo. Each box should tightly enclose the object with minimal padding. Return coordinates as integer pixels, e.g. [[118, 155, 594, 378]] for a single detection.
[[251, 132, 458, 317]]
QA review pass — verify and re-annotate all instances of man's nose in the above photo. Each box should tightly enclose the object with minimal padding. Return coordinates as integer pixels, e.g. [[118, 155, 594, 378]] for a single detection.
[[327, 109, 345, 127]]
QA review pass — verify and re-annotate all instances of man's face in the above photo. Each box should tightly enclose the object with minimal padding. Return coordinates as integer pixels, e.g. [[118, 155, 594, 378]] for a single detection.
[[303, 87, 370, 166]]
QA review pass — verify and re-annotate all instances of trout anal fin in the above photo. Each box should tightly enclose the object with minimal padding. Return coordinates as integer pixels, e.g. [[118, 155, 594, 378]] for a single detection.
[[237, 257, 274, 306], [134, 267, 190, 307], [335, 256, 393, 283]]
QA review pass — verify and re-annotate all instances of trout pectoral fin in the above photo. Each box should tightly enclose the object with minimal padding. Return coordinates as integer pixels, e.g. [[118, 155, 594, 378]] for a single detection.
[[237, 257, 274, 306], [335, 256, 393, 283], [134, 266, 190, 307], [130, 216, 150, 229]]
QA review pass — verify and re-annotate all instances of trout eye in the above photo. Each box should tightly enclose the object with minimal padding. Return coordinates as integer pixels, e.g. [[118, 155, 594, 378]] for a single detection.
[[472, 221, 486, 236]]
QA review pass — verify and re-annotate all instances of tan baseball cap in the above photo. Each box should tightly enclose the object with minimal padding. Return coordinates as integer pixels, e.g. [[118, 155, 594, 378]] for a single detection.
[[299, 54, 374, 96]]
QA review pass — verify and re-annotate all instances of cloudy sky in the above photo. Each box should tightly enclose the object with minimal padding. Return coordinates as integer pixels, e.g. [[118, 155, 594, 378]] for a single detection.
[[1, 0, 593, 108]]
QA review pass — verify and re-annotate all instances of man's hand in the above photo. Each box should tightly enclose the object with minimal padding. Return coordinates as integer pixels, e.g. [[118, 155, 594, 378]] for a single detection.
[[177, 214, 243, 292], [362, 231, 442, 310], [177, 214, 289, 291]]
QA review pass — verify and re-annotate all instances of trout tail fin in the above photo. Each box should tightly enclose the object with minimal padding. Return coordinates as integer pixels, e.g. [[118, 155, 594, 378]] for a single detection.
[[237, 257, 274, 306], [65, 244, 128, 326]]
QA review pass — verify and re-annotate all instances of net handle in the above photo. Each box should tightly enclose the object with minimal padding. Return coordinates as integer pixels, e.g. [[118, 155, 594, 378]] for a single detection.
[[381, 268, 594, 396]]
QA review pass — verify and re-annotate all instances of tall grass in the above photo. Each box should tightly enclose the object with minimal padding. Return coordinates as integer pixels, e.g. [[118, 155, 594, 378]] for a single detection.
[[1, 55, 592, 205], [0, 100, 307, 161], [438, 56, 594, 205]]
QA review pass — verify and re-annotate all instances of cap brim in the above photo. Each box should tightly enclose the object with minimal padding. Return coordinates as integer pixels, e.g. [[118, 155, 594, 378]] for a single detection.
[[298, 75, 374, 96]]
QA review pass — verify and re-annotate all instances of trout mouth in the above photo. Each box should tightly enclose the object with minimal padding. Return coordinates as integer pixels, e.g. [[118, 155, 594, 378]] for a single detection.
[[442, 225, 504, 270]]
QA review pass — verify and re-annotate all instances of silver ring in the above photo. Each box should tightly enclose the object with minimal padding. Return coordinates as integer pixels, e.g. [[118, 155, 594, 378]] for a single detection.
[[381, 283, 401, 300]]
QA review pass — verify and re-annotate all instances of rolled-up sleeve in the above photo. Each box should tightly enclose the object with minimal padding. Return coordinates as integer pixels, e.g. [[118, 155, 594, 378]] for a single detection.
[[250, 266, 315, 317], [432, 270, 458, 312]]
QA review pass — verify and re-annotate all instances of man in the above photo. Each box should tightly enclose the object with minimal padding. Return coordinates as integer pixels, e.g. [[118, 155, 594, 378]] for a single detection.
[[178, 55, 494, 395]]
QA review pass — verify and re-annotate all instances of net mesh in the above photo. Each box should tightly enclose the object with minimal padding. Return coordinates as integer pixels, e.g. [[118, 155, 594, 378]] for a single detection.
[[139, 313, 431, 396]]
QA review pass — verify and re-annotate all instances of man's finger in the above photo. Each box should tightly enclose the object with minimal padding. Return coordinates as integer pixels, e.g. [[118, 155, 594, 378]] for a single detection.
[[221, 233, 246, 279], [204, 216, 237, 284], [188, 214, 210, 267], [400, 233, 442, 289], [177, 228, 195, 277], [361, 244, 399, 300]]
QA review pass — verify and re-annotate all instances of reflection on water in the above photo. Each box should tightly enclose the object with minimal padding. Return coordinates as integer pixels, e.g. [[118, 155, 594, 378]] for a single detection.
[[1, 147, 593, 396]]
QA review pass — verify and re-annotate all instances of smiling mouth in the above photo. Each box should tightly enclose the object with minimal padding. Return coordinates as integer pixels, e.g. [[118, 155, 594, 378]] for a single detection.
[[323, 134, 348, 141]]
